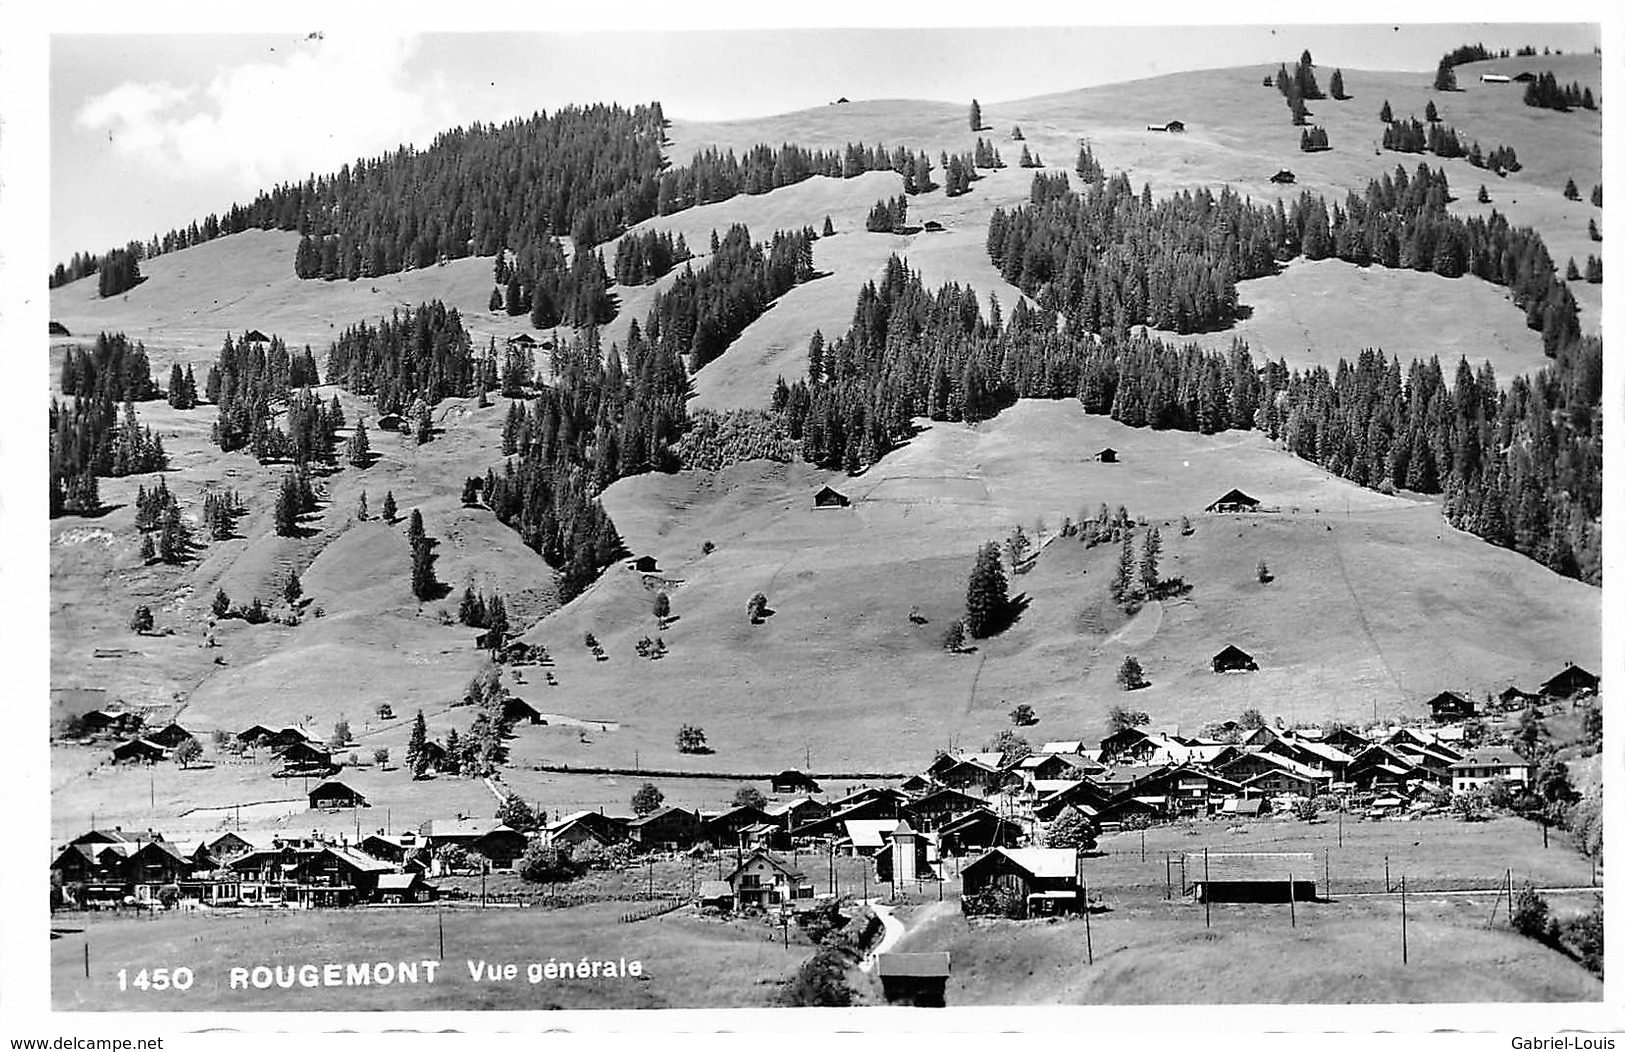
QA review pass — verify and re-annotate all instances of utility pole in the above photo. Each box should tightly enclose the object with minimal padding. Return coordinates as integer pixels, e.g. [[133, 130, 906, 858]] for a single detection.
[[1289, 871, 1296, 927], [1082, 878, 1094, 965], [1385, 855, 1391, 893], [1140, 827, 1146, 862], [1338, 807, 1343, 848], [1203, 848, 1211, 928], [1400, 876, 1408, 964], [437, 907, 445, 960]]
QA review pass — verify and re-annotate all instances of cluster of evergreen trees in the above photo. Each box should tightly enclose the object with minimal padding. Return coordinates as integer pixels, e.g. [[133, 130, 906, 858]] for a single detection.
[[446, 668, 513, 777], [204, 332, 318, 453], [478, 327, 688, 600], [987, 172, 1276, 335], [612, 228, 692, 286], [92, 248, 143, 298], [166, 363, 200, 409], [323, 302, 477, 417], [133, 477, 192, 564], [1300, 126, 1331, 152], [865, 195, 909, 232], [643, 224, 816, 371], [60, 333, 159, 402], [657, 140, 918, 215], [972, 137, 1007, 171], [49, 395, 168, 518], [457, 588, 510, 651], [942, 150, 982, 197], [273, 468, 318, 536], [200, 487, 245, 540], [1018, 144, 1044, 169], [490, 238, 614, 329], [1276, 51, 1327, 126], [1522, 72, 1596, 112]]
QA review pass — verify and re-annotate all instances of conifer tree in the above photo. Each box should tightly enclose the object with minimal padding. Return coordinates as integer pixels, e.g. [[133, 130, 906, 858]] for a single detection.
[[1564, 177, 1580, 201], [1139, 525, 1161, 594], [212, 589, 230, 618], [1425, 99, 1440, 122], [357, 491, 369, 521], [347, 418, 370, 467], [284, 570, 302, 606], [407, 710, 430, 778], [822, 215, 835, 237], [1112, 532, 1134, 604], [1433, 58, 1457, 92], [969, 99, 982, 131], [382, 490, 397, 523], [964, 541, 1009, 639], [1329, 68, 1347, 100], [1380, 99, 1393, 123]]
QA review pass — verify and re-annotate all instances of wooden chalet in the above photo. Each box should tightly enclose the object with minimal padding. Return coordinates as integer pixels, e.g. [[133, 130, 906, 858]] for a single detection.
[[1320, 725, 1371, 754], [419, 819, 529, 869], [763, 796, 828, 834], [937, 808, 1023, 855], [268, 726, 315, 749], [1094, 447, 1118, 463], [876, 953, 951, 1007], [630, 555, 659, 573], [1539, 664, 1599, 700], [1263, 736, 1353, 782], [1496, 686, 1540, 711], [1147, 120, 1186, 132], [50, 320, 71, 336], [375, 870, 434, 903], [905, 786, 985, 830], [704, 804, 777, 846], [543, 810, 629, 849], [1512, 71, 1538, 83], [1129, 764, 1246, 815], [840, 819, 905, 856], [228, 843, 393, 906], [507, 332, 538, 348], [812, 485, 851, 509], [145, 723, 196, 749], [1205, 488, 1261, 512], [1425, 691, 1477, 721], [1268, 170, 1296, 185], [111, 738, 167, 764], [78, 709, 141, 736], [275, 740, 334, 776], [725, 850, 812, 908], [308, 780, 368, 810], [626, 806, 704, 851], [1211, 644, 1258, 673], [771, 769, 823, 795], [1345, 745, 1427, 794], [358, 832, 421, 865], [205, 831, 257, 861], [1097, 727, 1164, 765], [1185, 852, 1316, 903], [237, 725, 277, 747], [922, 220, 945, 232], [961, 847, 1081, 915], [502, 696, 545, 725], [1032, 780, 1110, 822]]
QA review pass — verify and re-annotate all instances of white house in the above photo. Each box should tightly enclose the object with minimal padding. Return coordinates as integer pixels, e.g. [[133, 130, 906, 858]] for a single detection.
[[1448, 747, 1531, 793]]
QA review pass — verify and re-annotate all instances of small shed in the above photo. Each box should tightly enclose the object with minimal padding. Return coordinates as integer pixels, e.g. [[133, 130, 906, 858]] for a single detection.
[[1185, 852, 1316, 903], [1269, 170, 1296, 185], [1094, 447, 1118, 463], [1512, 71, 1537, 83], [813, 485, 851, 509], [876, 952, 951, 1007], [374, 871, 433, 903], [1205, 488, 1261, 513], [50, 320, 71, 336], [697, 879, 735, 910], [502, 696, 544, 726], [309, 781, 368, 810], [1480, 73, 1512, 83], [241, 329, 271, 344], [1211, 645, 1258, 674], [630, 555, 659, 573], [507, 333, 538, 348], [923, 220, 945, 233]]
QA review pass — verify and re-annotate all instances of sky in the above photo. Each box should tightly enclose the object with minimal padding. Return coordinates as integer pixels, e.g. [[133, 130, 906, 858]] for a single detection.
[[43, 19, 1606, 265]]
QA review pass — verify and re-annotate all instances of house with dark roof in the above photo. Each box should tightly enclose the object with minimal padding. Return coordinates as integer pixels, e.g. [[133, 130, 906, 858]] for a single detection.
[[1094, 447, 1118, 463], [1205, 488, 1261, 512], [308, 781, 368, 810], [813, 485, 851, 509], [937, 808, 1023, 855], [876, 953, 951, 1007], [241, 330, 271, 344], [543, 810, 629, 850], [419, 819, 529, 869], [961, 847, 1081, 915], [502, 696, 544, 725], [771, 769, 823, 795], [111, 738, 167, 764], [237, 725, 277, 747], [145, 723, 196, 749], [630, 555, 659, 573], [904, 786, 985, 830], [274, 741, 334, 776], [1496, 686, 1540, 711], [1211, 645, 1258, 673], [1426, 691, 1477, 722], [626, 806, 704, 850], [1185, 852, 1316, 903], [1539, 664, 1598, 700], [1269, 170, 1296, 184], [704, 804, 776, 846], [726, 850, 812, 908], [507, 333, 538, 348], [375, 871, 434, 903]]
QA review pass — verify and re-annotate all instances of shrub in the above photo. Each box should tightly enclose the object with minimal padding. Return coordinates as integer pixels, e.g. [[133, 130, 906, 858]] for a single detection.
[[1511, 883, 1550, 940], [747, 593, 768, 624], [942, 619, 966, 652], [518, 842, 581, 885], [631, 783, 664, 815], [372, 747, 390, 768], [129, 605, 154, 633], [961, 885, 1026, 919], [1009, 703, 1037, 726], [1117, 656, 1148, 691], [676, 724, 709, 754], [784, 947, 857, 1007]]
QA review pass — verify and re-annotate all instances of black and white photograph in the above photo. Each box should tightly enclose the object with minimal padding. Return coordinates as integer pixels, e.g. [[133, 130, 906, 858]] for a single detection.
[[4, 8, 1613, 1033]]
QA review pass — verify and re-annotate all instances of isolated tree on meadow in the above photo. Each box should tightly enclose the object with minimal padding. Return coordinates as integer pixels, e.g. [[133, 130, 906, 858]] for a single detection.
[[382, 490, 398, 523], [407, 710, 430, 778], [1424, 99, 1440, 123], [969, 98, 982, 131], [211, 589, 231, 619], [653, 591, 671, 620], [1238, 708, 1266, 731], [496, 794, 541, 832], [1106, 705, 1151, 735], [985, 729, 1032, 762], [964, 541, 1010, 638], [941, 618, 966, 653], [1591, 184, 1602, 207], [1256, 558, 1271, 583], [1478, 185, 1492, 204], [1564, 177, 1580, 201], [1117, 655, 1148, 691], [1329, 68, 1347, 99], [1139, 526, 1162, 595], [1112, 532, 1135, 605], [1009, 703, 1037, 726], [822, 216, 835, 237], [129, 605, 154, 633], [1379, 99, 1393, 123], [631, 782, 665, 815], [357, 491, 369, 521], [676, 724, 709, 753], [1433, 58, 1457, 92], [283, 571, 303, 606]]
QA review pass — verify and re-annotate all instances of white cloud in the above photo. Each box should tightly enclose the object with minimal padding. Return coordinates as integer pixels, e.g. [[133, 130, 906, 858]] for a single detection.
[[72, 34, 459, 192]]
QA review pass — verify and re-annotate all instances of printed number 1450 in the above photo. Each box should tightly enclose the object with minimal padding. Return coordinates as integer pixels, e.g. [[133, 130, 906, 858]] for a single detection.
[[116, 967, 194, 991]]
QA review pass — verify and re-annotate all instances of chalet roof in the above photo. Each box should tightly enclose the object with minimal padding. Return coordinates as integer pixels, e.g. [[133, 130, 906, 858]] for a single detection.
[[697, 880, 733, 900], [977, 847, 1078, 880], [242, 329, 270, 344], [876, 952, 951, 978], [939, 808, 1006, 833], [1212, 644, 1256, 664], [627, 806, 695, 827], [1540, 664, 1599, 696], [310, 780, 366, 802], [1040, 741, 1083, 754], [1185, 852, 1314, 882], [377, 872, 424, 891], [1449, 747, 1527, 770], [324, 846, 394, 873], [843, 819, 902, 849], [420, 818, 507, 839], [725, 850, 806, 883], [1427, 690, 1473, 707]]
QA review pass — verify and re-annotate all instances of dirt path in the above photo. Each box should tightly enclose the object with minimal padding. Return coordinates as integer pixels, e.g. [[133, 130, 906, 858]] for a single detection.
[[858, 900, 906, 973], [1105, 599, 1163, 648], [1326, 527, 1405, 695]]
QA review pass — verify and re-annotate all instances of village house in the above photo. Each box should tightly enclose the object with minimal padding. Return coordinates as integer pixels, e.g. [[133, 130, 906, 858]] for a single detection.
[[1425, 691, 1477, 722], [625, 806, 704, 851], [1539, 663, 1599, 701], [542, 810, 629, 850], [375, 871, 435, 904], [1094, 447, 1118, 463], [840, 819, 905, 857], [501, 696, 545, 725], [771, 769, 823, 795], [961, 847, 1081, 916], [696, 879, 734, 911], [1269, 170, 1296, 185], [308, 780, 368, 810], [704, 804, 777, 847], [1211, 645, 1259, 673], [937, 808, 1024, 855], [1449, 747, 1531, 793], [763, 796, 828, 835], [904, 786, 985, 830], [145, 723, 196, 749], [111, 737, 167, 764], [726, 850, 812, 908], [419, 819, 529, 869]]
